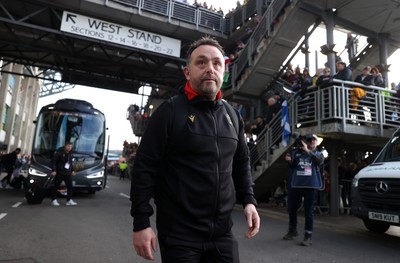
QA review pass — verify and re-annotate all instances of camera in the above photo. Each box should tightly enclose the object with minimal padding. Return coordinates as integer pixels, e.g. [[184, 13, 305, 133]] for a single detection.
[[292, 131, 306, 149]]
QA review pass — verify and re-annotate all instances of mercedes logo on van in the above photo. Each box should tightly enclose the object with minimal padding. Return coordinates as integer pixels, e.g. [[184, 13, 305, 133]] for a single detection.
[[375, 181, 389, 194]]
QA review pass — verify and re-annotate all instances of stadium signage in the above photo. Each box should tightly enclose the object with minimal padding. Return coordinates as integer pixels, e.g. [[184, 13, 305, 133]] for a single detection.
[[60, 11, 181, 58]]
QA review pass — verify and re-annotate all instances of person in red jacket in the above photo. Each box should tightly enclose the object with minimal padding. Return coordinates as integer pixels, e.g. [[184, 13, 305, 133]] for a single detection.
[[130, 36, 260, 262]]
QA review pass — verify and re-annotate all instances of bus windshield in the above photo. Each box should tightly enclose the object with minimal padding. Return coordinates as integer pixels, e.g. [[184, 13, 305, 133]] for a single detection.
[[32, 110, 106, 159]]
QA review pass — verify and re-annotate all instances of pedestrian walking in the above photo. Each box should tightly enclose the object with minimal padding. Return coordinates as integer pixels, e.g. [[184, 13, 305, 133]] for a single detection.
[[130, 36, 260, 262], [50, 142, 77, 206]]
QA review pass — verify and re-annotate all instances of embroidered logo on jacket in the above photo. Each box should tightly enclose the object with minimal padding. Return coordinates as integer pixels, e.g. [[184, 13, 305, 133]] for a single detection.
[[188, 115, 195, 123]]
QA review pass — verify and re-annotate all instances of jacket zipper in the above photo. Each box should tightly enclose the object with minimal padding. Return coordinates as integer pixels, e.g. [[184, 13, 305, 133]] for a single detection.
[[209, 108, 220, 239]]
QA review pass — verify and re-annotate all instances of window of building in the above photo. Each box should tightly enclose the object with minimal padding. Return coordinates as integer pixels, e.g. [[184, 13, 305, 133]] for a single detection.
[[2, 105, 9, 131]]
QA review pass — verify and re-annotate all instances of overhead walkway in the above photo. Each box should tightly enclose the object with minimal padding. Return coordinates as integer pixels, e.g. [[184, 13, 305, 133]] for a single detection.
[[0, 0, 269, 96], [224, 0, 318, 98], [225, 0, 400, 101]]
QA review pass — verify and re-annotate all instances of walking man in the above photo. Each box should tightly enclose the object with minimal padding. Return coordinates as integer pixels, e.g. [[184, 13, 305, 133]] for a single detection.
[[130, 36, 260, 262], [50, 142, 77, 206]]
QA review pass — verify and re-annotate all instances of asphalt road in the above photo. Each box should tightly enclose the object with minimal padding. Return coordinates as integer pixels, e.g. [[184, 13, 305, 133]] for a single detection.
[[0, 175, 399, 263]]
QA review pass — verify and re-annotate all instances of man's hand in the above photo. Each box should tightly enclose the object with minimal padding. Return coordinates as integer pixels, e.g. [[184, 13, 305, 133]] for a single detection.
[[244, 203, 260, 238], [301, 140, 309, 153], [133, 227, 157, 260], [71, 171, 76, 176], [50, 171, 56, 176]]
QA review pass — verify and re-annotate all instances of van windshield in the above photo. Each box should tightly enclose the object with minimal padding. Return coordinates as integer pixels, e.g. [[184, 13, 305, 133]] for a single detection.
[[375, 134, 400, 162]]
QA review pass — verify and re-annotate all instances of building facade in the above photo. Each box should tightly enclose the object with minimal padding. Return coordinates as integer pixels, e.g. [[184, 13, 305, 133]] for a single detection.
[[0, 62, 41, 154]]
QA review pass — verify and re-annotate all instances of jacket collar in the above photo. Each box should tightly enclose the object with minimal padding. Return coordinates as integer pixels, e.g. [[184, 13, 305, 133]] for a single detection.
[[184, 82, 222, 101]]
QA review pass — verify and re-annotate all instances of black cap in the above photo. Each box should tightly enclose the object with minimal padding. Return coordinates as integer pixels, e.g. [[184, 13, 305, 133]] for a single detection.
[[305, 134, 318, 141]]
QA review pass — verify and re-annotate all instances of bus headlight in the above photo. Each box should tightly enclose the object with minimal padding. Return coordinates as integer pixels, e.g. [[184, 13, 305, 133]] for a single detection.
[[86, 171, 104, 179], [29, 167, 48, 177]]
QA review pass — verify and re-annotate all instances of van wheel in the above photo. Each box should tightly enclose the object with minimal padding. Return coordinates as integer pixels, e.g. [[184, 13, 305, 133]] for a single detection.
[[362, 219, 390, 233]]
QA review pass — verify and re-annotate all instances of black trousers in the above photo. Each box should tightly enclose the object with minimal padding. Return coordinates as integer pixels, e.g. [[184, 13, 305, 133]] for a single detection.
[[51, 174, 73, 201], [1, 167, 13, 184], [158, 231, 239, 263]]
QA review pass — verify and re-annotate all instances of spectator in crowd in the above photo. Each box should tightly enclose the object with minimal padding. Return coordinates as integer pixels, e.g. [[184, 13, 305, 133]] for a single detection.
[[312, 68, 323, 86], [236, 0, 242, 9], [221, 55, 232, 90], [281, 63, 297, 85], [250, 115, 267, 139], [264, 92, 283, 124], [130, 36, 259, 261], [370, 67, 385, 87], [273, 179, 288, 207], [0, 148, 21, 189], [316, 67, 332, 86], [354, 66, 373, 85], [235, 40, 245, 57], [289, 67, 311, 98], [193, 0, 202, 8], [333, 61, 352, 81], [337, 158, 349, 213], [281, 69, 297, 84], [123, 141, 138, 180], [390, 82, 397, 91], [302, 68, 313, 86]]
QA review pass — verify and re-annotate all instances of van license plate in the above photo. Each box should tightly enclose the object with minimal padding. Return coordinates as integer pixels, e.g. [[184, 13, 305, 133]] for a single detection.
[[368, 212, 399, 223]]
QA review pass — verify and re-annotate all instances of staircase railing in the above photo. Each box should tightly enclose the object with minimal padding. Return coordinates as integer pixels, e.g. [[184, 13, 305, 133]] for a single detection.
[[231, 0, 292, 91], [250, 80, 400, 179]]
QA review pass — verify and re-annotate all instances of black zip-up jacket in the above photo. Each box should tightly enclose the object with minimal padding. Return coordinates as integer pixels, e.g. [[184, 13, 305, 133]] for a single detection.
[[52, 149, 73, 176], [130, 93, 257, 242]]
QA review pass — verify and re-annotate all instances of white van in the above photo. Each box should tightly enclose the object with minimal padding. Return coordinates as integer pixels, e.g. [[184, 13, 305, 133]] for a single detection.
[[351, 129, 400, 233]]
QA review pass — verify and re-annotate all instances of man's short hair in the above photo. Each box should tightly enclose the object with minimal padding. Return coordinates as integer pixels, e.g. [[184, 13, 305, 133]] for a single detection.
[[186, 36, 225, 65]]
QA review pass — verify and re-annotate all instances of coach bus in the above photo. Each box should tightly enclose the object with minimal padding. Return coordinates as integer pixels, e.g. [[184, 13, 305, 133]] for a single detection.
[[28, 99, 107, 194]]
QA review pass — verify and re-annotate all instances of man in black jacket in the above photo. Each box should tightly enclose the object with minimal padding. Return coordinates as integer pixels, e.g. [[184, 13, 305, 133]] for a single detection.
[[50, 142, 77, 206], [130, 36, 260, 262]]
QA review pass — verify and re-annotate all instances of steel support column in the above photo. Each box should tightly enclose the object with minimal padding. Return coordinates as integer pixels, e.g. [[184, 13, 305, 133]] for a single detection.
[[325, 10, 336, 75]]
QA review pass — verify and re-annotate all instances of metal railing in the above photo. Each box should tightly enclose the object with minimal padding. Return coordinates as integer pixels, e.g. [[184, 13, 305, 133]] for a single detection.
[[250, 79, 400, 174], [107, 0, 269, 34], [231, 0, 291, 91]]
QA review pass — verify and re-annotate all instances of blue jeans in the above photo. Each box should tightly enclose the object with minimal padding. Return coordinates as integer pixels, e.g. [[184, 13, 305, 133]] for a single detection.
[[288, 188, 317, 233]]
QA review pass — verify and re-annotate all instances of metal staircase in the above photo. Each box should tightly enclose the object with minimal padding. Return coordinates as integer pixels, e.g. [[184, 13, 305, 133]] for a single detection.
[[251, 80, 399, 200]]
